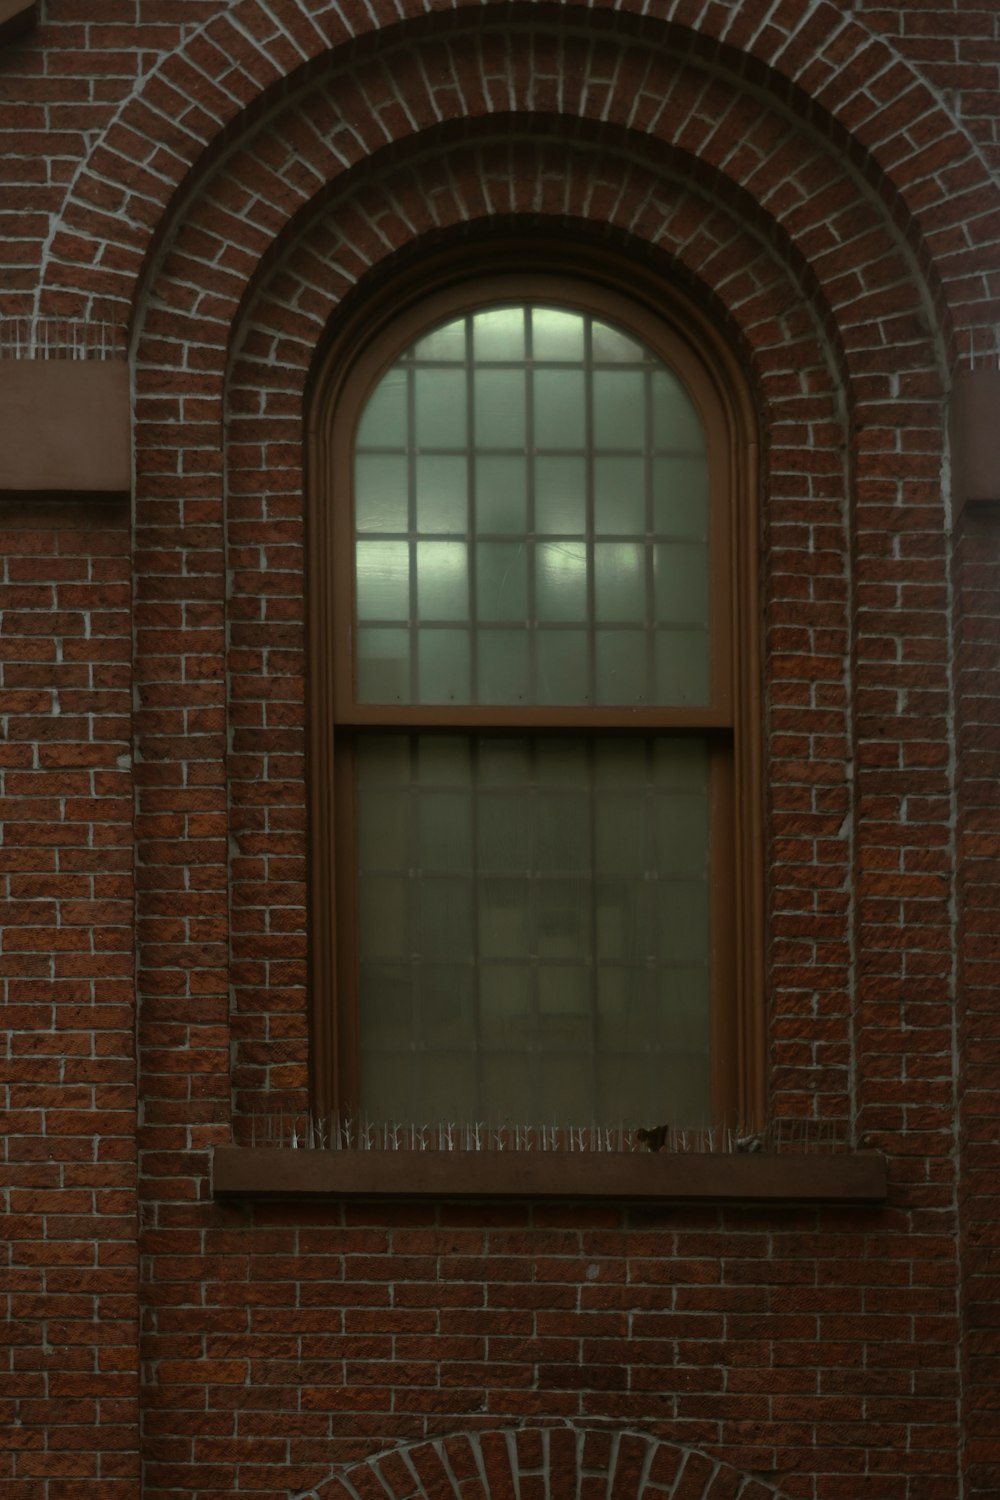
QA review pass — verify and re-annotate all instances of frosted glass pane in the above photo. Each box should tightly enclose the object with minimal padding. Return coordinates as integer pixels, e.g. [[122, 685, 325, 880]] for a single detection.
[[416, 791, 472, 872], [359, 966, 411, 1047], [595, 630, 648, 704], [535, 457, 586, 534], [594, 457, 644, 535], [414, 317, 466, 361], [651, 369, 703, 449], [477, 738, 531, 784], [593, 370, 645, 450], [652, 738, 708, 790], [536, 738, 588, 786], [415, 369, 467, 447], [594, 542, 645, 622], [534, 798, 589, 872], [595, 880, 651, 961], [477, 542, 528, 622], [356, 541, 410, 621], [418, 878, 473, 958], [655, 880, 709, 961], [534, 879, 590, 959], [416, 455, 468, 534], [359, 875, 410, 958], [479, 967, 533, 1043], [355, 454, 408, 533], [536, 542, 587, 621], [416, 734, 472, 785], [356, 628, 410, 702], [358, 788, 410, 868], [537, 1052, 592, 1119], [532, 308, 584, 361], [652, 795, 709, 874], [479, 880, 530, 958], [653, 455, 708, 537], [357, 735, 411, 785], [417, 541, 468, 620], [478, 793, 532, 874], [474, 369, 527, 447], [593, 739, 646, 786], [473, 307, 526, 361], [654, 628, 710, 704], [536, 631, 588, 703], [420, 966, 476, 1045], [592, 320, 644, 362], [480, 1049, 534, 1117], [476, 630, 531, 703], [654, 543, 708, 624], [538, 966, 590, 1046], [357, 368, 407, 447], [476, 456, 528, 533], [596, 794, 649, 874], [534, 369, 586, 448], [416, 628, 470, 702]]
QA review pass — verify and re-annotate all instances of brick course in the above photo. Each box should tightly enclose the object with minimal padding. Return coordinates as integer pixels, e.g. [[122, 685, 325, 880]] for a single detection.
[[1, 2, 999, 1497]]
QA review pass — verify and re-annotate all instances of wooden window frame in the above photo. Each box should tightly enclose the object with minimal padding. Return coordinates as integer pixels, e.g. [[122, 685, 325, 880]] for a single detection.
[[306, 241, 765, 1132]]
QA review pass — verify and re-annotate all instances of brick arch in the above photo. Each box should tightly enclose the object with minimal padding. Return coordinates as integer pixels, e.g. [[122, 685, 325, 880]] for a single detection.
[[209, 140, 856, 1126], [40, 0, 993, 356], [295, 1427, 790, 1500]]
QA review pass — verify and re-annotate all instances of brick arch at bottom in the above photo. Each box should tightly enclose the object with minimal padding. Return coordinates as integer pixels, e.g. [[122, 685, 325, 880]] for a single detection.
[[298, 1427, 790, 1500]]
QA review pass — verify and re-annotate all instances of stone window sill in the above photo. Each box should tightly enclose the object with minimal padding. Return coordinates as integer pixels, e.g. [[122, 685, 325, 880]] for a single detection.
[[212, 1146, 886, 1203]]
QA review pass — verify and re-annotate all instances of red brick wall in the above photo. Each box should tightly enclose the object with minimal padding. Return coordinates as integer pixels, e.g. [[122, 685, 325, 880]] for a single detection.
[[0, 499, 138, 1497], [2, 3, 999, 1498]]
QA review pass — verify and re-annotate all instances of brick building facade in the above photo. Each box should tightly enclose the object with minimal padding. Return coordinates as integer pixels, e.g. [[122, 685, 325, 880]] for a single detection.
[[2, 1, 999, 1497]]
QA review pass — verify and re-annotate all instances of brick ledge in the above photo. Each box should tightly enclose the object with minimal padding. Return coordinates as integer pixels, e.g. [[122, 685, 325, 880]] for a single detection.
[[213, 1145, 887, 1202]]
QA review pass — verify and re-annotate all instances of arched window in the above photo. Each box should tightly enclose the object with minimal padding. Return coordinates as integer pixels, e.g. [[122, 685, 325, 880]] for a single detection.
[[309, 259, 763, 1135]]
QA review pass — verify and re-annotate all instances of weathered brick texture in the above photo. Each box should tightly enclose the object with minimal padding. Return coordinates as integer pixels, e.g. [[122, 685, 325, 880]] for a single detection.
[[2, 2, 999, 1498]]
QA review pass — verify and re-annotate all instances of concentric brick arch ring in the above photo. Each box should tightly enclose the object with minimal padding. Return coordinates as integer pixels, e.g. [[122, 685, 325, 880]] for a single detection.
[[49, 0, 980, 363], [293, 1427, 792, 1500]]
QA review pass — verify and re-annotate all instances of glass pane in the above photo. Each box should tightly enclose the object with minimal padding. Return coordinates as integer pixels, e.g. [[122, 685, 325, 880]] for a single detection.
[[415, 317, 466, 361], [594, 457, 644, 536], [416, 628, 470, 702], [531, 307, 585, 361], [654, 628, 710, 705], [535, 456, 586, 534], [534, 369, 586, 448], [536, 630, 588, 704], [416, 455, 468, 534], [476, 455, 528, 533], [356, 454, 408, 533], [594, 542, 645, 622], [417, 541, 468, 620], [593, 370, 645, 450], [595, 629, 648, 704], [473, 307, 526, 361], [357, 368, 407, 447], [476, 630, 531, 703], [651, 369, 703, 449], [654, 543, 708, 625], [592, 319, 644, 362], [536, 542, 587, 621], [474, 369, 527, 448], [355, 733, 713, 1128], [477, 542, 528, 622], [356, 627, 411, 702], [653, 455, 708, 537], [356, 541, 410, 621], [415, 369, 467, 448]]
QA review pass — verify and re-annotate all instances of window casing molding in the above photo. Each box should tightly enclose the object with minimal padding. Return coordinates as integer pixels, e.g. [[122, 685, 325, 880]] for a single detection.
[[306, 241, 765, 1133]]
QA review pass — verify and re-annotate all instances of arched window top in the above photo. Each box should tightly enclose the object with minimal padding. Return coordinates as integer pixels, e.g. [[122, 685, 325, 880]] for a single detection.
[[352, 300, 716, 711]]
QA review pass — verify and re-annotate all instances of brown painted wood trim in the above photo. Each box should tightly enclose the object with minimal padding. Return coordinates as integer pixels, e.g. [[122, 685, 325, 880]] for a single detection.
[[0, 361, 130, 494], [0, 0, 36, 46], [213, 1146, 887, 1203], [951, 369, 1000, 516]]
